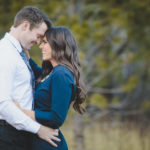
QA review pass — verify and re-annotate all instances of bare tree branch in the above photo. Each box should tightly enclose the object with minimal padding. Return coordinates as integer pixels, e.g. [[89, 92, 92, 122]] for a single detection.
[[88, 87, 123, 94]]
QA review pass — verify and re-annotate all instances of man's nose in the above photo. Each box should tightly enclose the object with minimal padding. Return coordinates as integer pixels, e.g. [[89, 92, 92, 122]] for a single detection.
[[39, 43, 43, 49]]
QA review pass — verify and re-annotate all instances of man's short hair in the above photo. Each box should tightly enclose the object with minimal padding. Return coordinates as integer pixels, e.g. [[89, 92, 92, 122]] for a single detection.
[[14, 6, 52, 30]]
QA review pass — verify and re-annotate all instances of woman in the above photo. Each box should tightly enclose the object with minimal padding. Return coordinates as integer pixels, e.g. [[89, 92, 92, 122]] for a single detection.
[[15, 26, 86, 150]]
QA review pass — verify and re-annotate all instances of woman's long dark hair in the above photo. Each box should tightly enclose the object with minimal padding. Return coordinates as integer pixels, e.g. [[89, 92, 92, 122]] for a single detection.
[[37, 26, 86, 114]]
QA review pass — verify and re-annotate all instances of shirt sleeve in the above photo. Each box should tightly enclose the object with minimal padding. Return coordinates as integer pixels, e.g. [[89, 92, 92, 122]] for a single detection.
[[0, 61, 40, 133], [29, 58, 42, 80], [35, 70, 73, 128]]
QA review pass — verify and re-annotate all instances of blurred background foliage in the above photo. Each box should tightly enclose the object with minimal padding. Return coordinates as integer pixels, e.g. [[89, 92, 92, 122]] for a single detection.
[[0, 0, 150, 149]]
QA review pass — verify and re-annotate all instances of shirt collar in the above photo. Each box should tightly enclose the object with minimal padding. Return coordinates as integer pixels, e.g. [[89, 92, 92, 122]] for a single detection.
[[4, 32, 22, 53]]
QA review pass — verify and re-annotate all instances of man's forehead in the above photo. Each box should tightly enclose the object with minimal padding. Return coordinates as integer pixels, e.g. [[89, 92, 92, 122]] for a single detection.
[[34, 22, 47, 35]]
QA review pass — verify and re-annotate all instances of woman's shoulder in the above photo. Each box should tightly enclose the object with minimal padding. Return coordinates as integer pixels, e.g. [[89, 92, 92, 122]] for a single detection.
[[52, 65, 73, 76], [51, 65, 74, 82]]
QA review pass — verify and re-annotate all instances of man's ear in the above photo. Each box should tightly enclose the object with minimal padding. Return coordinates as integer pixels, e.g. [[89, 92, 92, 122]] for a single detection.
[[21, 21, 30, 31]]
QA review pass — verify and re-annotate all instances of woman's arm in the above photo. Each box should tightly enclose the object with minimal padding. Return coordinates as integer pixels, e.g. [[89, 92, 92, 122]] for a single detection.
[[29, 59, 42, 79], [14, 70, 73, 129], [35, 70, 73, 128], [23, 50, 42, 80]]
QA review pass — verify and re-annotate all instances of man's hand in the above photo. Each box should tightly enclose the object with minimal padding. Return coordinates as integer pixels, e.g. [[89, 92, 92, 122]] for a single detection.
[[37, 125, 60, 147], [23, 50, 30, 59]]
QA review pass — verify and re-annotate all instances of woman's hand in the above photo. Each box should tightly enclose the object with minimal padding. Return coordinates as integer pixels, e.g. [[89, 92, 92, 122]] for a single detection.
[[23, 50, 30, 59]]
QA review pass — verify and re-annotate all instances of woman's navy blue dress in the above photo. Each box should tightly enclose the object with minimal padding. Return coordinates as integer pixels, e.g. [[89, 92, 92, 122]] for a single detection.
[[29, 59, 76, 150]]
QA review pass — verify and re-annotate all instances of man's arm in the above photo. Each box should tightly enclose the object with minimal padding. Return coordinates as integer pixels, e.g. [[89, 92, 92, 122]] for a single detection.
[[0, 61, 60, 146], [13, 100, 61, 147], [0, 61, 40, 132]]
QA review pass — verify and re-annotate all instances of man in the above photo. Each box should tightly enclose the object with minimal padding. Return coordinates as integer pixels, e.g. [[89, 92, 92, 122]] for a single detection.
[[0, 6, 59, 150]]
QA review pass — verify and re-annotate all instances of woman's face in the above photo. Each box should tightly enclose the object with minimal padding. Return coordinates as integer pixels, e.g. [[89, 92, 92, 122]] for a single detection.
[[39, 36, 52, 61]]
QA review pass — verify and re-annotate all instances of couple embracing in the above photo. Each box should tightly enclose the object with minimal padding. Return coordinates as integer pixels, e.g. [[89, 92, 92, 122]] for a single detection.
[[0, 6, 86, 150]]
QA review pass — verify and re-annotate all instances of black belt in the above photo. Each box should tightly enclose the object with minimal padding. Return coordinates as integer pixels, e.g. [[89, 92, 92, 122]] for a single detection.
[[0, 120, 10, 126]]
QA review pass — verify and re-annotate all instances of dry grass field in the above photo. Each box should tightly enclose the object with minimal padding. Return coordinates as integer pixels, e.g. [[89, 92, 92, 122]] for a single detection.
[[62, 120, 150, 150]]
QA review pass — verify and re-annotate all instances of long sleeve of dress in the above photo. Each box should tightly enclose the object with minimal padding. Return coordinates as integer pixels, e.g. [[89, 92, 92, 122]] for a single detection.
[[29, 58, 42, 80], [35, 69, 74, 129]]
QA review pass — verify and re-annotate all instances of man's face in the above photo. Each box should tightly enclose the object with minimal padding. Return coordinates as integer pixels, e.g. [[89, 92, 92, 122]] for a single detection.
[[21, 22, 47, 50]]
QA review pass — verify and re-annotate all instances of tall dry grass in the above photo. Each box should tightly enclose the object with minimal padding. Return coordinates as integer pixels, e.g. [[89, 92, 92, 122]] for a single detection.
[[61, 120, 150, 150]]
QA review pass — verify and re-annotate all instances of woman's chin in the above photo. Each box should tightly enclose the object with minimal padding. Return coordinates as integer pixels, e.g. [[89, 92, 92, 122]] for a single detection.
[[42, 57, 50, 61], [42, 57, 47, 61]]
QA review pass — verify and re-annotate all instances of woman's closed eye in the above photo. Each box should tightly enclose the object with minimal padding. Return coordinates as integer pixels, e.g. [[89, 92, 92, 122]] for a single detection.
[[43, 39, 47, 44]]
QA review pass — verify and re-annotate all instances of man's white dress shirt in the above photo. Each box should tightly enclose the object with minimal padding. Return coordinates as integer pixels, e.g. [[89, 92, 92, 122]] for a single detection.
[[0, 33, 40, 133]]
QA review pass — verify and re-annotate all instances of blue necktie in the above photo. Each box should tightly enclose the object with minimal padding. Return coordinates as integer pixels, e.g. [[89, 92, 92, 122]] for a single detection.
[[20, 51, 35, 108]]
